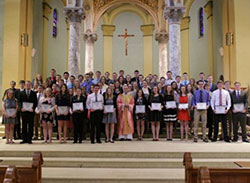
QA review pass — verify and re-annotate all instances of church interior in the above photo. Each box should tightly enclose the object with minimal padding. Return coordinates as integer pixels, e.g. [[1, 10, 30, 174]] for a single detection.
[[1, 0, 250, 182]]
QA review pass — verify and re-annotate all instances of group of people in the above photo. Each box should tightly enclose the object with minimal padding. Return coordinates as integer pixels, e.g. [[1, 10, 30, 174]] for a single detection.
[[1, 68, 249, 144]]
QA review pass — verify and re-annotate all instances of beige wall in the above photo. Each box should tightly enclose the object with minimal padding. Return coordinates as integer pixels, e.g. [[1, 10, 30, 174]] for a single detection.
[[0, 0, 5, 98]]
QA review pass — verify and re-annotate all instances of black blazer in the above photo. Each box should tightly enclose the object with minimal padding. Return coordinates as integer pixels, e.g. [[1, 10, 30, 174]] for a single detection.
[[230, 90, 248, 110], [209, 83, 217, 92], [19, 90, 38, 112]]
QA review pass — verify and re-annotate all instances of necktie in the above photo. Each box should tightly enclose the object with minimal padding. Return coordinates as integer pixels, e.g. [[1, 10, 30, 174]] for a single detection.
[[199, 90, 203, 103], [219, 90, 222, 106], [95, 94, 98, 102], [27, 91, 30, 98], [237, 91, 240, 98]]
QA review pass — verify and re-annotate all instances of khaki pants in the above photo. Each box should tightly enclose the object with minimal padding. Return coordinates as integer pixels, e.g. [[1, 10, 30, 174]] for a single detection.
[[194, 109, 207, 139]]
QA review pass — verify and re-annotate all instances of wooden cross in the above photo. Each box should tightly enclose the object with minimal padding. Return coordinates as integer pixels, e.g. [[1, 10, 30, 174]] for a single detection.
[[118, 29, 135, 56]]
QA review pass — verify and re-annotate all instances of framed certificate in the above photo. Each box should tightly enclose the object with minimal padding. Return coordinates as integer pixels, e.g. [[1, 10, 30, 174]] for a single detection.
[[58, 106, 68, 115], [41, 104, 51, 113], [73, 103, 84, 111], [136, 105, 145, 114], [93, 102, 102, 110], [151, 103, 161, 111], [197, 103, 206, 110], [215, 106, 226, 114], [166, 101, 177, 109], [5, 109, 16, 117], [23, 102, 33, 111], [234, 103, 244, 112], [104, 105, 114, 113], [179, 103, 188, 110]]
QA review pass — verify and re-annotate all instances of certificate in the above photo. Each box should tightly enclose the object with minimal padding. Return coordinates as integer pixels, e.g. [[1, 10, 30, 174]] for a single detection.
[[136, 105, 145, 114], [179, 103, 188, 110], [197, 103, 206, 110], [234, 103, 244, 112], [73, 103, 83, 111], [151, 103, 161, 111], [58, 106, 68, 115], [166, 101, 177, 109], [41, 104, 51, 113], [215, 106, 226, 114], [92, 102, 102, 110], [104, 105, 114, 113], [5, 109, 16, 117], [23, 102, 33, 111]]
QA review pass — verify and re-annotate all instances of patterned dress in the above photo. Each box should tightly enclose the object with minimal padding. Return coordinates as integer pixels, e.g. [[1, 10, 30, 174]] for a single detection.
[[2, 99, 17, 124], [163, 94, 177, 123]]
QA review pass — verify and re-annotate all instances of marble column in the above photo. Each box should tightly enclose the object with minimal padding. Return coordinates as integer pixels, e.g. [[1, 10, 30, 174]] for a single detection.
[[164, 1, 185, 78], [83, 30, 98, 73], [65, 7, 85, 77], [155, 31, 169, 78]]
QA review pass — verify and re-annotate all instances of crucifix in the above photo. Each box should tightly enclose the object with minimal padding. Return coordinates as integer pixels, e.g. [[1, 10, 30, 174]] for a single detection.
[[118, 29, 135, 56]]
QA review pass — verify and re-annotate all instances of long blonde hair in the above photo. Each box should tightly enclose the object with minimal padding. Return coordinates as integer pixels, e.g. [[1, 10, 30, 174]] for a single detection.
[[5, 89, 15, 100]]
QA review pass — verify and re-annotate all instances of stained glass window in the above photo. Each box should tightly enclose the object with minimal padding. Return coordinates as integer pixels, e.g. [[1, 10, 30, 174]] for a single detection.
[[52, 9, 58, 38], [199, 8, 204, 37]]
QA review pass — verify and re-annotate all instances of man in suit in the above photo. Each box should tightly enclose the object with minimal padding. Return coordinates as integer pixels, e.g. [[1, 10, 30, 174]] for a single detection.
[[131, 70, 140, 84], [231, 82, 249, 142], [207, 75, 217, 92], [19, 81, 38, 144]]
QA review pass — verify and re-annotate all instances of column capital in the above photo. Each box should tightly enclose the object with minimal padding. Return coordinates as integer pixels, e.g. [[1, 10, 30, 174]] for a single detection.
[[83, 29, 98, 43], [155, 31, 169, 43], [141, 24, 155, 36], [204, 1, 213, 19], [101, 25, 116, 37], [164, 3, 185, 24], [43, 0, 52, 20], [181, 16, 190, 31], [64, 7, 85, 23]]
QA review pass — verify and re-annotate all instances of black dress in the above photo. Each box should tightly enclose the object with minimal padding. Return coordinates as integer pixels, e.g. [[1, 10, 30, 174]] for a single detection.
[[148, 95, 164, 122], [55, 93, 70, 121], [134, 97, 147, 121], [163, 94, 177, 123]]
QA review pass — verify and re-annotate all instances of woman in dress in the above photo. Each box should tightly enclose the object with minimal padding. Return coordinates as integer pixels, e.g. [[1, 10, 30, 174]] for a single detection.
[[55, 84, 70, 143], [72, 88, 86, 143], [163, 85, 177, 141], [2, 89, 18, 144], [187, 84, 194, 135], [103, 87, 117, 143], [134, 89, 147, 140], [39, 88, 55, 143], [114, 81, 122, 96], [148, 86, 163, 141], [177, 86, 190, 141]]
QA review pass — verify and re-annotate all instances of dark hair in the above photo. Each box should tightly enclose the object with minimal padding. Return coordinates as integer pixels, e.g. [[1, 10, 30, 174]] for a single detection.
[[179, 85, 187, 96], [167, 71, 172, 74], [224, 80, 231, 85], [134, 70, 139, 73], [63, 72, 69, 75], [164, 85, 174, 96], [199, 72, 205, 75], [234, 81, 241, 85], [96, 71, 101, 74], [217, 80, 224, 85], [183, 72, 188, 75], [70, 75, 76, 79], [78, 75, 84, 79], [197, 80, 205, 84], [19, 80, 25, 84]]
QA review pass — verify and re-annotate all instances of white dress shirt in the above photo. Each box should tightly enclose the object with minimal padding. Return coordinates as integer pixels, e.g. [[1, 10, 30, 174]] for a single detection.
[[211, 89, 231, 110], [86, 93, 104, 110], [165, 79, 175, 86]]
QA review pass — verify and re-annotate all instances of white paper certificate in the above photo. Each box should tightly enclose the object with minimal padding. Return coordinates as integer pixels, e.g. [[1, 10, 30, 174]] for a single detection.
[[41, 104, 51, 113], [197, 103, 207, 110], [93, 102, 102, 110], [23, 102, 33, 111], [73, 103, 84, 111], [234, 103, 244, 112], [136, 105, 145, 114], [58, 106, 68, 115], [215, 106, 226, 114], [104, 105, 114, 113], [6, 109, 16, 117], [166, 101, 177, 109], [179, 103, 188, 110], [152, 103, 161, 111]]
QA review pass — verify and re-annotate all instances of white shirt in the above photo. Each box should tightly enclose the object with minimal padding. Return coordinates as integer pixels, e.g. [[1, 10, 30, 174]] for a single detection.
[[165, 79, 175, 86], [86, 93, 104, 110], [211, 89, 231, 110]]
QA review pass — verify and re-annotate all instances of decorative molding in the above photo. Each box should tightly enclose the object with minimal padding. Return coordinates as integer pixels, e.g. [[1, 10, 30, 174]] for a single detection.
[[141, 24, 155, 36], [42, 1, 52, 20], [101, 25, 116, 37], [155, 31, 169, 43], [181, 16, 190, 31], [164, 4, 185, 24], [204, 0, 213, 19], [83, 29, 98, 43], [64, 8, 85, 23]]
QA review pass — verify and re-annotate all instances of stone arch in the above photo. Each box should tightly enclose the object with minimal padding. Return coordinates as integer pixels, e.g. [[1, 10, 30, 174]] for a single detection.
[[93, 0, 159, 32], [184, 0, 196, 17]]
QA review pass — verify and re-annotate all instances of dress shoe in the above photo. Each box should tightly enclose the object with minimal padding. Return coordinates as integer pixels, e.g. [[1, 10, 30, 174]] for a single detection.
[[28, 141, 33, 144], [211, 138, 217, 142], [232, 139, 238, 142], [120, 138, 125, 141], [203, 138, 209, 143], [97, 141, 102, 144], [224, 139, 231, 143], [20, 141, 27, 144], [243, 139, 249, 143], [79, 141, 82, 144], [193, 138, 198, 143], [73, 141, 77, 144], [91, 141, 95, 144]]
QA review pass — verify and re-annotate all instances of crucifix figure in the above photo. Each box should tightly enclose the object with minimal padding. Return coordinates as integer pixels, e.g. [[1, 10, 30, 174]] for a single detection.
[[118, 29, 135, 56]]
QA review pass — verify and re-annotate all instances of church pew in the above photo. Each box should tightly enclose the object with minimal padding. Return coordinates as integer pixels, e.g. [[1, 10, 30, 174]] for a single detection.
[[3, 166, 18, 183], [0, 152, 43, 183], [184, 152, 250, 183]]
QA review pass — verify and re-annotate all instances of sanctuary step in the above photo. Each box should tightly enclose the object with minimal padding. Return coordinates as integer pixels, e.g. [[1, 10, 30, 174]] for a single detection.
[[0, 140, 250, 183]]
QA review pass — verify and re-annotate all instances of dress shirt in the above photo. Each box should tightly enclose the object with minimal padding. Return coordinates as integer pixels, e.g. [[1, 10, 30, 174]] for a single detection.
[[64, 79, 69, 85], [192, 89, 210, 106], [165, 79, 175, 86], [81, 80, 93, 94], [86, 93, 104, 110], [67, 82, 74, 89], [36, 92, 44, 106], [92, 78, 100, 85], [180, 80, 190, 86], [211, 89, 231, 110]]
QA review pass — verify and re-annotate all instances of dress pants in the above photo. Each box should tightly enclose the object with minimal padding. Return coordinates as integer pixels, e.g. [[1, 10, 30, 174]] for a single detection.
[[73, 113, 84, 142], [21, 112, 34, 143], [227, 110, 233, 139], [193, 109, 207, 139], [213, 114, 229, 141], [207, 107, 214, 139], [232, 112, 247, 141], [90, 110, 102, 142], [14, 111, 21, 139]]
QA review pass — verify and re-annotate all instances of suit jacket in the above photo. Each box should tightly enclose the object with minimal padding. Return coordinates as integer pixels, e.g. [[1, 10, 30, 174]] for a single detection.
[[209, 83, 217, 92], [230, 90, 248, 110], [19, 90, 38, 113]]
